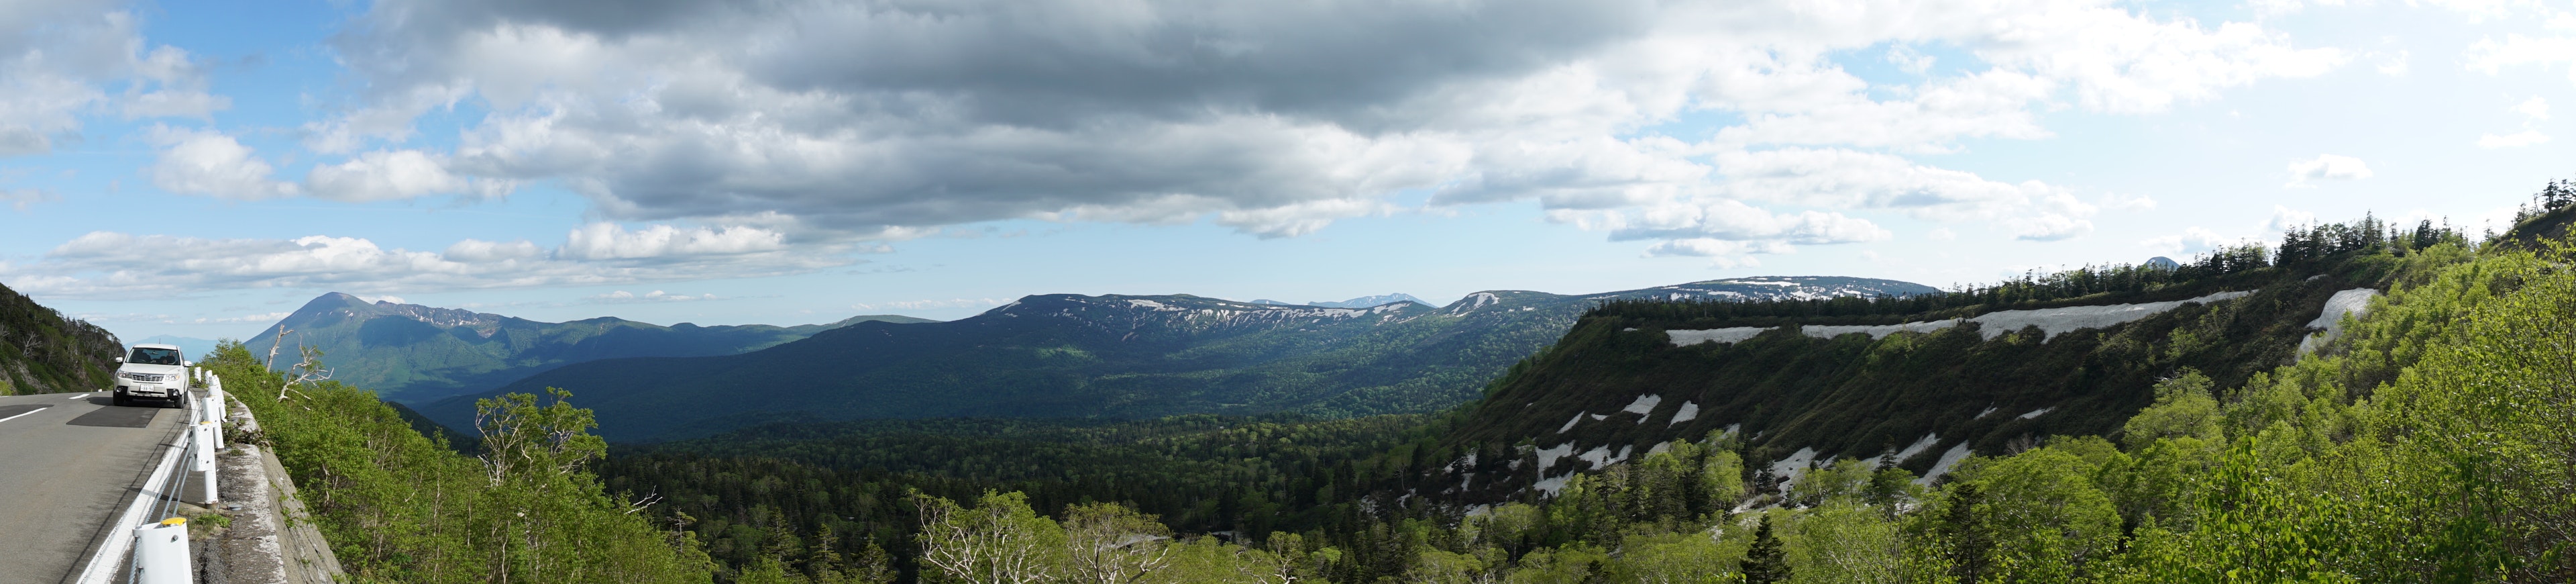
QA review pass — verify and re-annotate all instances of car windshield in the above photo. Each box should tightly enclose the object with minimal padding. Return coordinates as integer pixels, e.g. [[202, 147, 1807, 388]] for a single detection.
[[128, 348, 182, 366]]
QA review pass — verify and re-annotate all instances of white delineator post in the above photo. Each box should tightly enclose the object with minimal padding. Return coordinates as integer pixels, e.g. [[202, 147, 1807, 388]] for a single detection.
[[190, 392, 219, 506], [129, 518, 191, 584]]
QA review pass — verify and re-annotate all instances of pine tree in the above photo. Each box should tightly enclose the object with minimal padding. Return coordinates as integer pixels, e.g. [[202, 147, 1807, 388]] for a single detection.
[[1741, 514, 1790, 584]]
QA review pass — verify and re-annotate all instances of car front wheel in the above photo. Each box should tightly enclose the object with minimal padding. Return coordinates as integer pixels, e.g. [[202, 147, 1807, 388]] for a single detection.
[[112, 392, 128, 407]]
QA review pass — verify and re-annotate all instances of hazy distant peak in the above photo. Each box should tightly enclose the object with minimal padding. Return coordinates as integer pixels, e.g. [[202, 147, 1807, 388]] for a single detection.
[[2145, 256, 2182, 270], [1310, 293, 1430, 309], [1248, 299, 1294, 305]]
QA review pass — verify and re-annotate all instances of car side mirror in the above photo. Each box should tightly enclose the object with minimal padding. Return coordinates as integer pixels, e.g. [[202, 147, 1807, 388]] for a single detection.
[[113, 356, 123, 363], [182, 360, 194, 368]]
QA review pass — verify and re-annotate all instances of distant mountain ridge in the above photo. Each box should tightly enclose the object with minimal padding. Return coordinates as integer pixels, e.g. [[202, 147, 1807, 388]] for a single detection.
[[424, 276, 1939, 441], [1309, 293, 1430, 309], [0, 281, 122, 395], [247, 293, 932, 403]]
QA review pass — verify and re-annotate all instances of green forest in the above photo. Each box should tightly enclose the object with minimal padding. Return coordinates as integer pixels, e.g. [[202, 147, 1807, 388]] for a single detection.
[[215, 183, 2576, 582]]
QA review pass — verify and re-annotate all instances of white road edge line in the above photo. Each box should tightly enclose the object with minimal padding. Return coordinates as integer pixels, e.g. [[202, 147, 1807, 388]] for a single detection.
[[69, 393, 93, 399], [0, 405, 49, 424], [71, 397, 192, 584]]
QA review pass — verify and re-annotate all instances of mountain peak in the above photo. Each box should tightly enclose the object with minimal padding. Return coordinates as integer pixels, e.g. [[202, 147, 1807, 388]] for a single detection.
[[1310, 293, 1429, 309]]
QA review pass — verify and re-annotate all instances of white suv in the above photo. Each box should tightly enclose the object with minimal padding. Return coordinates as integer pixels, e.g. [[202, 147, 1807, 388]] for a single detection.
[[113, 344, 191, 408]]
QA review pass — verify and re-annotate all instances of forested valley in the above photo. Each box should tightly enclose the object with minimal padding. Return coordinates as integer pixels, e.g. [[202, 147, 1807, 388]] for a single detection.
[[209, 181, 2576, 583]]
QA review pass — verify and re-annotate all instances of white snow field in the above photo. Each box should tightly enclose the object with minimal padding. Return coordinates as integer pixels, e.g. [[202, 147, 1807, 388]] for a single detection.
[[1799, 320, 1966, 340], [1666, 290, 2253, 346], [1916, 443, 1975, 485], [1619, 394, 1662, 423], [2298, 288, 2381, 357], [1890, 433, 1940, 466], [1668, 401, 1699, 426], [1965, 290, 2252, 340], [1666, 327, 1772, 346]]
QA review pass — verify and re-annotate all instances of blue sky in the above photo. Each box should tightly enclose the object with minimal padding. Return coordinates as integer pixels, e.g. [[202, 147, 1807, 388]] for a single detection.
[[1, 0, 2569, 344]]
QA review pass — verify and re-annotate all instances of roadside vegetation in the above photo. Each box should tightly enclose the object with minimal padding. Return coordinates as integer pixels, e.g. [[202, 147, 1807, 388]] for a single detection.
[[203, 344, 715, 583]]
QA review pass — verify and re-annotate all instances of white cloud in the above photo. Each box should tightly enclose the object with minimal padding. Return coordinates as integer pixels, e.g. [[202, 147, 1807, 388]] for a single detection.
[[2374, 50, 2410, 76], [3, 225, 853, 299], [2465, 32, 2576, 84], [584, 290, 719, 304], [2479, 130, 2552, 148], [191, 311, 292, 325], [559, 223, 789, 260], [2284, 154, 2373, 187], [145, 126, 298, 200], [2512, 96, 2551, 121], [304, 150, 498, 202], [0, 3, 227, 157], [2266, 205, 2318, 231], [2139, 227, 2235, 255], [1595, 199, 1893, 245], [288, 0, 2345, 258]]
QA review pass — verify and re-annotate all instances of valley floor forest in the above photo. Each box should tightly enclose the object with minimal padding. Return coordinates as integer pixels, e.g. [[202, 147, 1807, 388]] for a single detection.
[[199, 182, 2576, 583]]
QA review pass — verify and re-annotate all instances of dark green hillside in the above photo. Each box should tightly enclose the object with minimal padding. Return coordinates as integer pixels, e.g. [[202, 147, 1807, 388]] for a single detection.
[[0, 280, 122, 395], [429, 277, 1937, 442], [1438, 217, 2453, 503], [245, 292, 927, 403]]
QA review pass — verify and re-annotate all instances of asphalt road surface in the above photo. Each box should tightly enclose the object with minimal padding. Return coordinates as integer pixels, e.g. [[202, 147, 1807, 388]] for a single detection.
[[0, 391, 186, 583]]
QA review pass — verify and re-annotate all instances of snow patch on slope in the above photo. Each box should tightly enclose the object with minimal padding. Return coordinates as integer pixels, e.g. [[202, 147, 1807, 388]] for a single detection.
[[2018, 407, 2053, 420], [1619, 394, 1662, 422], [2299, 288, 2380, 357], [1892, 434, 1940, 465], [1801, 320, 1961, 340], [1666, 327, 1772, 346], [1768, 447, 1819, 491], [1917, 444, 1974, 485], [1669, 401, 1699, 426], [1968, 290, 2251, 340]]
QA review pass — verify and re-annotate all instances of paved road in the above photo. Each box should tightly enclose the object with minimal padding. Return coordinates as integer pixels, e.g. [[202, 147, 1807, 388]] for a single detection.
[[0, 391, 186, 584]]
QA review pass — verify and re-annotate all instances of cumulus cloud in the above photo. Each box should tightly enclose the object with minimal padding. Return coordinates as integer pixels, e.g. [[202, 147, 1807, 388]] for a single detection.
[[146, 126, 298, 199], [305, 150, 502, 202], [2477, 97, 2553, 148], [2139, 227, 2235, 255], [2285, 154, 2373, 187], [2, 224, 853, 298], [0, 1, 227, 157], [284, 0, 2344, 258], [2266, 205, 2318, 231], [559, 223, 788, 260]]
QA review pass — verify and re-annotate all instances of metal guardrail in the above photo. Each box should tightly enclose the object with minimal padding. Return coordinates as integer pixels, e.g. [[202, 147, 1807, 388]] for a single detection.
[[71, 370, 227, 584]]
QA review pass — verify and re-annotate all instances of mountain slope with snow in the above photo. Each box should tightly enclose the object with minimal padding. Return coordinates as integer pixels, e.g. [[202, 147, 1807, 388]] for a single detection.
[[425, 277, 1937, 441], [1424, 256, 2409, 505]]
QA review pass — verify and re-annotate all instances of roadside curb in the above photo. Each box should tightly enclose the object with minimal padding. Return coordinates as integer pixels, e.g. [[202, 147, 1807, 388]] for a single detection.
[[227, 393, 346, 583]]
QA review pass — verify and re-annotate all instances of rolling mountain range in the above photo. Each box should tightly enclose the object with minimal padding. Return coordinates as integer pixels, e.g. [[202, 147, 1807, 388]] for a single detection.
[[423, 277, 1939, 441], [0, 281, 121, 395], [246, 293, 932, 403]]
